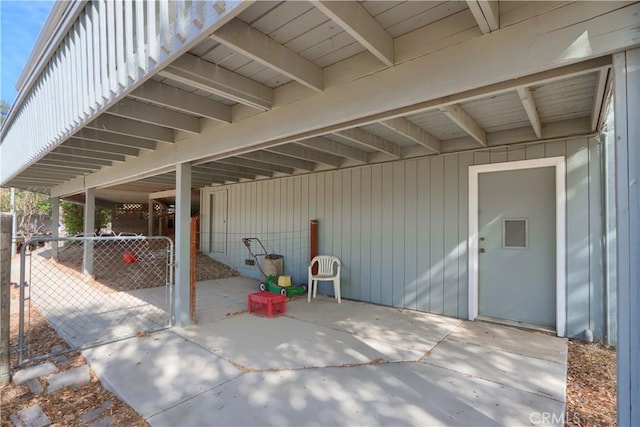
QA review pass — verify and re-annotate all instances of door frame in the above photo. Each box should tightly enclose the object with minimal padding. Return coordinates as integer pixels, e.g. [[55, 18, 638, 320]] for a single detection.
[[468, 157, 566, 337], [207, 189, 228, 255]]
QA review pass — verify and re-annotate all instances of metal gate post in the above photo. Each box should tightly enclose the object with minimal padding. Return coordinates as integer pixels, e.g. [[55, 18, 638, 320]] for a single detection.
[[18, 243, 28, 365]]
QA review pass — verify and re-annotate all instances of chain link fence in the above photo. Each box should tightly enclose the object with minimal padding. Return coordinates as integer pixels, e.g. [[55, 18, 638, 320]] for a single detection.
[[18, 236, 173, 364]]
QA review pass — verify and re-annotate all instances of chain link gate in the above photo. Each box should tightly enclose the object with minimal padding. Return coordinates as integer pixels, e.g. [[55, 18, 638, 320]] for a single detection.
[[18, 236, 174, 364]]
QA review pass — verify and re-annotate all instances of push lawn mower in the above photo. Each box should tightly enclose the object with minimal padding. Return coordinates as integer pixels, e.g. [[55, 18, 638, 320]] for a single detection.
[[242, 237, 306, 297]]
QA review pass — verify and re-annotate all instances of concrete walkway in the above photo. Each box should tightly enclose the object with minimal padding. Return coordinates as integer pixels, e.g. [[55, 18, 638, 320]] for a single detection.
[[82, 278, 567, 426]]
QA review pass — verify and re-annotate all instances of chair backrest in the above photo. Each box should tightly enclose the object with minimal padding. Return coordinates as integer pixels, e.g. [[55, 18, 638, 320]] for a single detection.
[[311, 255, 341, 275]]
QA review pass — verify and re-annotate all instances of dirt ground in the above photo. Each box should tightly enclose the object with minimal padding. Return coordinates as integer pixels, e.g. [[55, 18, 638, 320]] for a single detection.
[[566, 340, 617, 426], [194, 252, 238, 281], [54, 241, 238, 292]]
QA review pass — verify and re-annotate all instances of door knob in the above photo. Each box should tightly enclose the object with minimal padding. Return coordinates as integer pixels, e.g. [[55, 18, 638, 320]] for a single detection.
[[479, 248, 486, 253]]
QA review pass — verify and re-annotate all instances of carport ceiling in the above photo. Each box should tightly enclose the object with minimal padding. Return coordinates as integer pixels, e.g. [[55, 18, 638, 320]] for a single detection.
[[7, 1, 613, 200]]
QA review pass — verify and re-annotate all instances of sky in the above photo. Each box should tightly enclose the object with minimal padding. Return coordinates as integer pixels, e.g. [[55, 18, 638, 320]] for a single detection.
[[1, 0, 54, 106]]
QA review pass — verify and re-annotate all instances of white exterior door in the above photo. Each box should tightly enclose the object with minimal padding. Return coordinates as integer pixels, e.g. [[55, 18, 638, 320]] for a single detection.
[[477, 167, 556, 328], [209, 190, 227, 254]]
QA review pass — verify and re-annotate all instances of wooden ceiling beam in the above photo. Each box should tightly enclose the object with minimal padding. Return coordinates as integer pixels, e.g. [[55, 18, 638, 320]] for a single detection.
[[107, 98, 201, 134], [160, 55, 273, 111], [266, 144, 343, 168], [379, 117, 440, 154], [54, 146, 126, 162], [335, 128, 402, 158], [65, 138, 141, 156], [466, 0, 499, 34], [517, 87, 542, 139], [215, 157, 294, 175], [298, 137, 369, 163], [129, 80, 231, 123], [86, 115, 174, 143], [591, 68, 610, 132], [211, 19, 323, 91], [74, 129, 157, 150], [440, 104, 487, 146], [238, 151, 316, 171], [311, 1, 393, 67]]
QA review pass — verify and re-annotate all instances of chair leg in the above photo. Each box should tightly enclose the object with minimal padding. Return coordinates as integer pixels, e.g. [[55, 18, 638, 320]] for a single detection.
[[307, 279, 313, 302], [334, 279, 341, 304], [313, 279, 318, 298]]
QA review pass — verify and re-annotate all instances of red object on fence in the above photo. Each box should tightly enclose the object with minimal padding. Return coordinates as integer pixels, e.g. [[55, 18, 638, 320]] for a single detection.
[[122, 251, 137, 264], [247, 291, 286, 317]]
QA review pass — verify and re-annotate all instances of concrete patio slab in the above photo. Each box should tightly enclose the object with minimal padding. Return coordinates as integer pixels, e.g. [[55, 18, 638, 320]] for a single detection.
[[175, 313, 401, 370], [424, 339, 567, 402], [194, 277, 258, 324], [71, 277, 569, 426], [147, 362, 565, 427], [82, 330, 243, 418], [447, 321, 567, 364], [286, 295, 463, 355]]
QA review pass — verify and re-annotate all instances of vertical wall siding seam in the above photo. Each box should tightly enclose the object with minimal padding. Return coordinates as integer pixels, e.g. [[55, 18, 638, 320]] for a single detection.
[[455, 155, 460, 317], [599, 137, 607, 338], [601, 132, 611, 343], [414, 160, 419, 311], [442, 159, 446, 315], [588, 138, 593, 334]]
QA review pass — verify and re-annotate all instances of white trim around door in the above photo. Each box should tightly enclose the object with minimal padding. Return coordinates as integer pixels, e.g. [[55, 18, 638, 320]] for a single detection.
[[468, 157, 566, 337]]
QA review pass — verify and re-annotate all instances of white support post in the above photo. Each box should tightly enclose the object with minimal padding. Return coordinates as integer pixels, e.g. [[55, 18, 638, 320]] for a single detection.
[[51, 197, 59, 261], [613, 48, 640, 427], [174, 163, 192, 326], [83, 188, 95, 277]]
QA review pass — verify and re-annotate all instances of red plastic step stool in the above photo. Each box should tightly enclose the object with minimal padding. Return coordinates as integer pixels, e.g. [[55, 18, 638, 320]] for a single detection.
[[248, 291, 287, 317]]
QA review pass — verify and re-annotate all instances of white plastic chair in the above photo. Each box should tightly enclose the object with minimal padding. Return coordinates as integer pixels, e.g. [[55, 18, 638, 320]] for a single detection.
[[308, 255, 342, 303]]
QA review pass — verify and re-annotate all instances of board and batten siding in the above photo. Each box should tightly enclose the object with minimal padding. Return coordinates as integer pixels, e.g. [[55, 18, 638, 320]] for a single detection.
[[201, 137, 606, 340]]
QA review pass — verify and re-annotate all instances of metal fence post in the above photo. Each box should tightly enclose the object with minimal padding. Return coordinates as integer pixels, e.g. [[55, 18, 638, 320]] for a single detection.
[[1, 213, 12, 385]]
